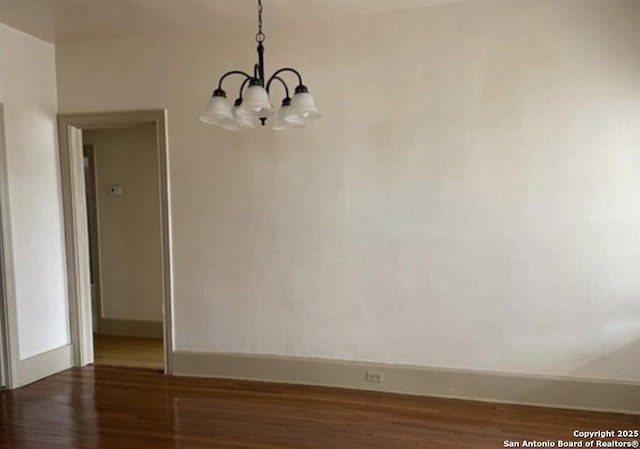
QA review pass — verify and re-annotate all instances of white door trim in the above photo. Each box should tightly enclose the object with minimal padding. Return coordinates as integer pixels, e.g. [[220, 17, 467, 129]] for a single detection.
[[0, 103, 19, 388], [57, 110, 174, 373]]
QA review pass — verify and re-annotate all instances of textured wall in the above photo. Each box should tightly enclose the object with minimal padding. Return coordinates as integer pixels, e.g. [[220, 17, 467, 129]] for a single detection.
[[0, 23, 69, 359], [56, 0, 640, 382]]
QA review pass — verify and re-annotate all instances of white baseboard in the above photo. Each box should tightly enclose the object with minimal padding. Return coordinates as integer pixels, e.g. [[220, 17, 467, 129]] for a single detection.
[[17, 344, 73, 388], [172, 351, 640, 415]]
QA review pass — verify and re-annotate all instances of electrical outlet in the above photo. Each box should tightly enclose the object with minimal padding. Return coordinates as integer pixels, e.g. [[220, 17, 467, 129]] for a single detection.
[[365, 371, 384, 383]]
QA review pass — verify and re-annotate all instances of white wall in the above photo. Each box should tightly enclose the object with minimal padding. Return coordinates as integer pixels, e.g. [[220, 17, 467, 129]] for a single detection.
[[83, 127, 163, 323], [55, 0, 640, 382], [0, 23, 69, 359]]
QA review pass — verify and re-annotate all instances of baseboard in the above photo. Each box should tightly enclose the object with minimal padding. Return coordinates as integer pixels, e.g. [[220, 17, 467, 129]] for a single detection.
[[172, 351, 640, 415], [97, 318, 163, 338], [17, 344, 73, 388]]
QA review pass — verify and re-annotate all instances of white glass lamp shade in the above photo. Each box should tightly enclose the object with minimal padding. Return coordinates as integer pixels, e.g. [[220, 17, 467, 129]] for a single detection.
[[223, 101, 257, 131], [200, 89, 233, 125], [285, 85, 321, 123], [273, 99, 306, 131], [237, 82, 275, 118]]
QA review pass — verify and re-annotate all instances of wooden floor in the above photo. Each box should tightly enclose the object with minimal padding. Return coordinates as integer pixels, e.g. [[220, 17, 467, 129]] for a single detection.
[[93, 334, 163, 370], [0, 366, 638, 449]]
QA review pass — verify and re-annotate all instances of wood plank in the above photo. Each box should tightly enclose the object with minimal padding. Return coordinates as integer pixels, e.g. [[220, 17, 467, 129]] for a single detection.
[[0, 366, 638, 448]]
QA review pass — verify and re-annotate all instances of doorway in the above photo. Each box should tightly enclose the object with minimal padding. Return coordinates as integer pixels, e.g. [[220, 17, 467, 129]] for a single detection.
[[57, 111, 172, 374], [83, 127, 164, 370]]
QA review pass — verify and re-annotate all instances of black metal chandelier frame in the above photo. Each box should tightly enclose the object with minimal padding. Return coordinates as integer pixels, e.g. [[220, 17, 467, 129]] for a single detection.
[[209, 0, 315, 127]]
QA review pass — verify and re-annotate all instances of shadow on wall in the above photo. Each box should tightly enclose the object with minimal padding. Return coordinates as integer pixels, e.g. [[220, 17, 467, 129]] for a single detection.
[[513, 339, 640, 413], [570, 338, 640, 383]]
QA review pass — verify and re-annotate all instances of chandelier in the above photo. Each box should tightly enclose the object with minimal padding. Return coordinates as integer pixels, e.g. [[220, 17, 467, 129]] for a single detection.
[[200, 0, 321, 131]]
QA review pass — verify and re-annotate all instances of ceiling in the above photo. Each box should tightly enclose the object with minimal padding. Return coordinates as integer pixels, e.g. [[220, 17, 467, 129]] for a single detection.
[[0, 0, 475, 44]]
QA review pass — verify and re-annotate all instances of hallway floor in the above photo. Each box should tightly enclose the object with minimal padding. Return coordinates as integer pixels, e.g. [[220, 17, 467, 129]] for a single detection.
[[93, 334, 163, 371]]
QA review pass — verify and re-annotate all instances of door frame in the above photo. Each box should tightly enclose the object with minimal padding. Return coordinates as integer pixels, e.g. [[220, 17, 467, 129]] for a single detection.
[[82, 144, 103, 335], [57, 110, 173, 373], [0, 103, 19, 388]]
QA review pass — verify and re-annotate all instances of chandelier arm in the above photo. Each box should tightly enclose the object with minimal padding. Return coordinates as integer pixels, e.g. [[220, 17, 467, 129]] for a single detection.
[[267, 68, 304, 88], [217, 70, 253, 90], [265, 76, 290, 98], [237, 77, 252, 99]]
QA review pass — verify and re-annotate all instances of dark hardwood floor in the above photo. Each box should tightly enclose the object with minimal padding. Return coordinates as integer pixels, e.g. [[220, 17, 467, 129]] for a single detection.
[[0, 366, 638, 448]]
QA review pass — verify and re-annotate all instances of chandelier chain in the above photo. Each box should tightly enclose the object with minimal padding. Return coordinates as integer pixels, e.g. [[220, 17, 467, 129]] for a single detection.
[[256, 0, 265, 43]]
